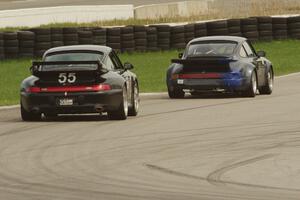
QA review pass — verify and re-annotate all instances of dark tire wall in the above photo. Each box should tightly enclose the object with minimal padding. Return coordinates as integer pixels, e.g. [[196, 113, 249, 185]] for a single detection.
[[0, 15, 299, 60]]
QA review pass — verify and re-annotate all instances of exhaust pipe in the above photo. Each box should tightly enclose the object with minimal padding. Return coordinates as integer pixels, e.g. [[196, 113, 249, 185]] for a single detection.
[[31, 107, 40, 114], [95, 105, 103, 113]]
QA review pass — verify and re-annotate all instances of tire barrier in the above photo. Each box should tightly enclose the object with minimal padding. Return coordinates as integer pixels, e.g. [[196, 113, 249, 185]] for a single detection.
[[288, 16, 300, 39], [92, 28, 107, 46], [257, 16, 273, 41], [133, 25, 147, 52], [171, 25, 185, 49], [207, 20, 229, 36], [3, 32, 19, 58], [18, 31, 35, 57], [0, 32, 4, 59], [0, 15, 299, 60], [241, 18, 259, 42], [121, 26, 134, 53], [51, 27, 64, 48], [63, 27, 79, 46], [228, 19, 242, 37], [146, 26, 158, 51], [150, 25, 171, 51], [29, 28, 51, 57], [106, 27, 121, 52], [272, 17, 288, 40]]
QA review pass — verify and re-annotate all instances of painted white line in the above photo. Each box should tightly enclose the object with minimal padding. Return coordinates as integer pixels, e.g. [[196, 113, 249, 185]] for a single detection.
[[275, 72, 300, 79], [0, 105, 19, 110], [0, 72, 299, 110]]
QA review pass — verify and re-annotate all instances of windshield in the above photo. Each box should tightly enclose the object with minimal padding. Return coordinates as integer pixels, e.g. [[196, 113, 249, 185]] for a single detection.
[[43, 52, 104, 71], [187, 41, 237, 57]]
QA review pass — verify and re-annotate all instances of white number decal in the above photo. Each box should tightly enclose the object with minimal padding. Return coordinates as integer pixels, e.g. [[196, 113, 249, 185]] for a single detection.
[[68, 73, 76, 83], [58, 73, 67, 84], [58, 73, 76, 84]]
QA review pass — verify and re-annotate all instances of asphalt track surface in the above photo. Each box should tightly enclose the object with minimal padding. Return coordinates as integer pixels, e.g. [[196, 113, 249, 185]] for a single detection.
[[0, 74, 300, 200], [0, 0, 182, 10]]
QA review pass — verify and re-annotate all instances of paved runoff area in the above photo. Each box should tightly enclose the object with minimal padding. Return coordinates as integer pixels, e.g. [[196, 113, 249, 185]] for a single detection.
[[0, 74, 300, 199], [0, 0, 182, 10]]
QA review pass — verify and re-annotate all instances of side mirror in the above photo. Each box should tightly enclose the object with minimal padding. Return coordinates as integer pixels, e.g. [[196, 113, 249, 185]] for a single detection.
[[257, 51, 266, 57], [178, 53, 183, 59], [124, 62, 134, 70]]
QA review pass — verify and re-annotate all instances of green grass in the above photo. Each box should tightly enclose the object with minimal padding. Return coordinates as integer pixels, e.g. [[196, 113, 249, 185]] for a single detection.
[[1, 40, 300, 105]]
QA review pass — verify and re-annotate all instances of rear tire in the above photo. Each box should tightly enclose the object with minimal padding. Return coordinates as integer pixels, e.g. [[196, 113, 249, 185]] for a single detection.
[[168, 87, 185, 99], [21, 103, 41, 121], [242, 71, 257, 97], [128, 82, 139, 116], [108, 87, 128, 120], [259, 69, 273, 95]]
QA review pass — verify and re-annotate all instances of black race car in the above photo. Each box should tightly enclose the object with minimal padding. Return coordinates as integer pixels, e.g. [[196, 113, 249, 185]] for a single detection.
[[20, 45, 139, 121], [166, 36, 274, 98]]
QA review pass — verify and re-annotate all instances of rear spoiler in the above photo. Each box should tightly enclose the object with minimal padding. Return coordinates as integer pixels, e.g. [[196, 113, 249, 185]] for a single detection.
[[30, 61, 107, 75], [171, 56, 237, 65]]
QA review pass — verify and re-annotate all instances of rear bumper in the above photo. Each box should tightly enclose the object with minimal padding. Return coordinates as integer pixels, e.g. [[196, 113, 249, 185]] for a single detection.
[[21, 89, 122, 114], [170, 73, 250, 91]]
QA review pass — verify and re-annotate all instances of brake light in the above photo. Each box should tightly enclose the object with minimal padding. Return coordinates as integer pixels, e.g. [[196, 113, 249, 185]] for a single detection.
[[27, 87, 41, 93], [178, 73, 221, 79], [27, 84, 111, 93], [171, 74, 179, 80]]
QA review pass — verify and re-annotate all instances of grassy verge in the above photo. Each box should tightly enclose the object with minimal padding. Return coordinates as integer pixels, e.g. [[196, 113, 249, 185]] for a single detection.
[[1, 40, 300, 105]]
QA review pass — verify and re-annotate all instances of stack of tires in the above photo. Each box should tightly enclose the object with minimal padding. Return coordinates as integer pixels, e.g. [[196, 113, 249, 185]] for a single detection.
[[78, 29, 93, 45], [171, 25, 185, 49], [227, 19, 242, 37], [288, 16, 300, 39], [121, 26, 135, 53], [146, 26, 158, 51], [151, 25, 171, 50], [107, 27, 121, 52], [63, 27, 79, 46], [272, 17, 288, 40], [18, 31, 35, 57], [257, 16, 273, 41], [194, 23, 207, 38], [0, 33, 4, 59], [92, 28, 107, 46], [184, 24, 195, 44], [3, 32, 19, 59], [206, 20, 228, 36], [51, 28, 64, 48], [133, 25, 147, 52], [29, 28, 51, 57], [241, 18, 259, 42]]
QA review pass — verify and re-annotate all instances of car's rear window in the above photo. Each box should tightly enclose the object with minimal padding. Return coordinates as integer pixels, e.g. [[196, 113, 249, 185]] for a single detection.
[[187, 41, 238, 57], [43, 52, 104, 71]]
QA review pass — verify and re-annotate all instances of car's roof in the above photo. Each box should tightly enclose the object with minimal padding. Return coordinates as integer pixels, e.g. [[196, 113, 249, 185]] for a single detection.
[[44, 45, 112, 55], [189, 36, 247, 44]]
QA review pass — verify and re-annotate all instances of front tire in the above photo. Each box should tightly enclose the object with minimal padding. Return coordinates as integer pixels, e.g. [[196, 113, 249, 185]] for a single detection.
[[128, 82, 139, 116], [259, 69, 273, 95], [242, 71, 257, 98], [21, 103, 41, 121], [108, 87, 128, 120]]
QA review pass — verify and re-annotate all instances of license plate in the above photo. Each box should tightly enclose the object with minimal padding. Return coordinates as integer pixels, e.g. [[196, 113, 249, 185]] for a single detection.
[[177, 79, 184, 84], [58, 98, 73, 106]]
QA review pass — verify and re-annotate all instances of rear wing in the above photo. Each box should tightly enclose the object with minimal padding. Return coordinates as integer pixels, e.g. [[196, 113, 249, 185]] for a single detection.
[[171, 56, 237, 72], [171, 56, 237, 65], [30, 61, 107, 76]]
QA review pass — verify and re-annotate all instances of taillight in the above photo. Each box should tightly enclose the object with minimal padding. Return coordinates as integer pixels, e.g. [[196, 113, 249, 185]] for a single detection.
[[171, 74, 179, 80], [26, 87, 41, 93], [26, 84, 111, 93]]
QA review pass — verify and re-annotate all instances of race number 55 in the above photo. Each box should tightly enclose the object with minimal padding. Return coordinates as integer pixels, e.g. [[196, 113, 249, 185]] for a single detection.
[[58, 73, 76, 84]]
